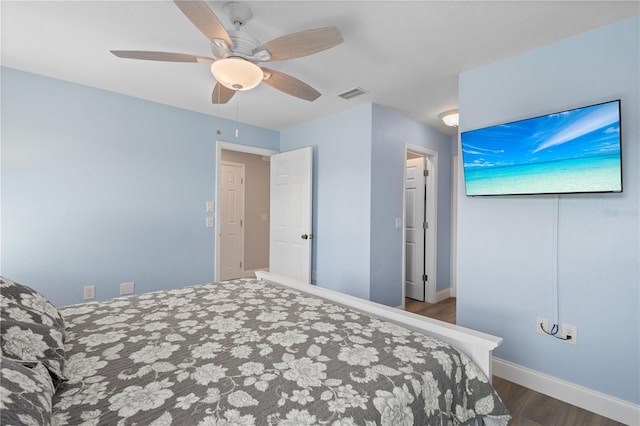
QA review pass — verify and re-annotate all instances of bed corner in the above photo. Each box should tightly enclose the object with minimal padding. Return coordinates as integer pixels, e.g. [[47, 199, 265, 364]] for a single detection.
[[256, 271, 503, 382]]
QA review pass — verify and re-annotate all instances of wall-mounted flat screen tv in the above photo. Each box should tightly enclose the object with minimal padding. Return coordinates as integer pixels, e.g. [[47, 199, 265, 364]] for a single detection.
[[460, 100, 622, 196]]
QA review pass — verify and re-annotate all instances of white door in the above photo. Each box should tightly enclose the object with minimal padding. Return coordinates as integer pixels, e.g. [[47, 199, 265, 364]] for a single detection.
[[405, 157, 425, 301], [270, 147, 313, 283], [220, 161, 245, 280]]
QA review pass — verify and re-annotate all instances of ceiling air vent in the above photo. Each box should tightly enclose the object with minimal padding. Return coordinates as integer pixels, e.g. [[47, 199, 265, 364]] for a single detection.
[[338, 87, 368, 100]]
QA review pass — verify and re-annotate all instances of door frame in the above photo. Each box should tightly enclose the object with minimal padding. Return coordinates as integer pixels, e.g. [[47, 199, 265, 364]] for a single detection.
[[214, 141, 278, 282], [401, 144, 438, 305]]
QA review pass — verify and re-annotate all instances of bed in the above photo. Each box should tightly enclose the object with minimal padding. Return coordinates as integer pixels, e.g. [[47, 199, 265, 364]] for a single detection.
[[1, 274, 510, 425]]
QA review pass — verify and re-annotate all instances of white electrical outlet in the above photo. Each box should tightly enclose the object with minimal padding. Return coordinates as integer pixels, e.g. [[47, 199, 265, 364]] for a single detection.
[[561, 323, 578, 345], [536, 317, 549, 335], [206, 216, 214, 228], [83, 285, 95, 300], [120, 281, 135, 295]]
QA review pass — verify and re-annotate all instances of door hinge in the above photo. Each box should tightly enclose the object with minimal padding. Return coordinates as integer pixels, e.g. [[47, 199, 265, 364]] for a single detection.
[[241, 178, 244, 184], [423, 222, 428, 229], [423, 169, 429, 177], [422, 274, 428, 282], [240, 219, 243, 226], [240, 261, 243, 268]]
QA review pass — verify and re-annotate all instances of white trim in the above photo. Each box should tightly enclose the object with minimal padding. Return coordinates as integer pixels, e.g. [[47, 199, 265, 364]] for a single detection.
[[403, 290, 451, 305], [451, 147, 459, 299], [493, 357, 640, 425], [257, 271, 502, 380], [242, 268, 269, 279], [436, 288, 451, 303], [215, 141, 278, 282]]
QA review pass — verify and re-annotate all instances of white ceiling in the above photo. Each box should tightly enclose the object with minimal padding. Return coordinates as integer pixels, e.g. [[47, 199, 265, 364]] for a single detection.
[[2, 1, 638, 135]]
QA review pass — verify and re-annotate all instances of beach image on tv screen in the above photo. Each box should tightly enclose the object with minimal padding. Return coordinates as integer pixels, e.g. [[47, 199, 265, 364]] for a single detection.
[[461, 100, 622, 196]]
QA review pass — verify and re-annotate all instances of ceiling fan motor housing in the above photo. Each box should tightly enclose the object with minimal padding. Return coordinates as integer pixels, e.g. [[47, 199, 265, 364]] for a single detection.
[[230, 30, 259, 55], [213, 30, 268, 62]]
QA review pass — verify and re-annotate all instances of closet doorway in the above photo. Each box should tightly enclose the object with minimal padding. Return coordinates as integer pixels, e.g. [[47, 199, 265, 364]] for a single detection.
[[215, 142, 277, 282], [403, 146, 438, 303]]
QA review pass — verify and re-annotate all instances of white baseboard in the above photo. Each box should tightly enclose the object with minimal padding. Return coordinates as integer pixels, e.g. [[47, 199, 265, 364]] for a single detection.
[[436, 288, 451, 303], [401, 288, 452, 306], [242, 268, 268, 279], [493, 357, 640, 425]]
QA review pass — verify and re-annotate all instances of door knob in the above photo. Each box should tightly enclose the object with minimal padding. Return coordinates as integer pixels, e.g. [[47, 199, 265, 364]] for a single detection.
[[301, 234, 313, 240]]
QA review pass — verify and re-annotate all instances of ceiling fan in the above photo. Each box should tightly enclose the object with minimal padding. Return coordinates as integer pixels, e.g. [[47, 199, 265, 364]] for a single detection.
[[111, 1, 343, 104]]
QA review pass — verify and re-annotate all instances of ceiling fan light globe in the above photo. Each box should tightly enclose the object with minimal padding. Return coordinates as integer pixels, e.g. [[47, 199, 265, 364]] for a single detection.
[[211, 58, 263, 91]]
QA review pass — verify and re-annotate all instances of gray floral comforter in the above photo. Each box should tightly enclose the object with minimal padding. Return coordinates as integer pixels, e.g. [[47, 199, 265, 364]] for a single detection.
[[52, 279, 510, 425]]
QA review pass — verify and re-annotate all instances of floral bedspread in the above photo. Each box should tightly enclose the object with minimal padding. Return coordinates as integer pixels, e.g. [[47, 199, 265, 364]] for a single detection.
[[52, 279, 510, 425]]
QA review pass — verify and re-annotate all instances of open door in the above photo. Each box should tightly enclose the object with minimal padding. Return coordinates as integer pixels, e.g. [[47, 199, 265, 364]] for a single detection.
[[403, 147, 438, 304], [405, 156, 426, 301], [269, 147, 313, 283]]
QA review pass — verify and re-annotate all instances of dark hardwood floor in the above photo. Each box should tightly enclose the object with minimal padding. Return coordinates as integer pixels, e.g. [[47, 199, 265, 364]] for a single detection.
[[405, 297, 625, 426], [405, 297, 456, 324]]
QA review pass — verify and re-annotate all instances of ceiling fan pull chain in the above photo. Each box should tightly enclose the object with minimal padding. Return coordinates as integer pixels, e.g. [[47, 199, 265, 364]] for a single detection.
[[235, 93, 240, 139], [216, 86, 222, 135]]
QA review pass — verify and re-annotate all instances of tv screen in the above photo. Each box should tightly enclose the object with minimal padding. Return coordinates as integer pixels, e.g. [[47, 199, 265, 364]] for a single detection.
[[460, 100, 622, 196]]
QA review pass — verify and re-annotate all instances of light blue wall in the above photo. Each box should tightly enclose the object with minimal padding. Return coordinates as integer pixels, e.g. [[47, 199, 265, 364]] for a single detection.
[[280, 104, 373, 300], [1, 67, 279, 306], [2, 67, 454, 309], [457, 17, 639, 404], [370, 104, 452, 306]]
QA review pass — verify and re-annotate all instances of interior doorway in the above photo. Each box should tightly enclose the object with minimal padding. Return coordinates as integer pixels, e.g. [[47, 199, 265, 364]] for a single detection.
[[215, 142, 278, 282], [403, 146, 438, 304]]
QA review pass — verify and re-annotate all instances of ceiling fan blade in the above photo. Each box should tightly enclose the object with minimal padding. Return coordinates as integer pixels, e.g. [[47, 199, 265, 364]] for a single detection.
[[261, 68, 321, 101], [262, 26, 343, 62], [212, 83, 236, 104], [111, 50, 214, 63], [173, 0, 232, 46]]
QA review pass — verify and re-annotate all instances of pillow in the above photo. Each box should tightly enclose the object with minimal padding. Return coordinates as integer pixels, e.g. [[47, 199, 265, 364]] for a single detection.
[[0, 319, 67, 386], [0, 276, 66, 334], [0, 356, 54, 426]]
